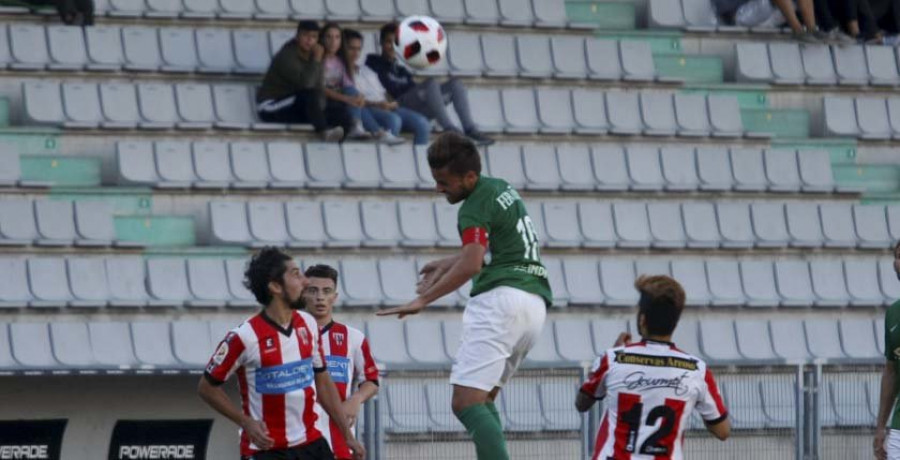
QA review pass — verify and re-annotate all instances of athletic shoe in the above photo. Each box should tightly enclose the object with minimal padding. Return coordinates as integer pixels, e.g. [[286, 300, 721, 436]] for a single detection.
[[320, 126, 344, 142], [465, 130, 495, 146], [379, 132, 407, 145], [826, 28, 856, 45], [794, 30, 821, 44]]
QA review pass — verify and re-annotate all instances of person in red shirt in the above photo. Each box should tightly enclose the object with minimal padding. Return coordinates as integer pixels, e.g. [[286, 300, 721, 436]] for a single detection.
[[197, 247, 365, 460], [302, 264, 379, 460]]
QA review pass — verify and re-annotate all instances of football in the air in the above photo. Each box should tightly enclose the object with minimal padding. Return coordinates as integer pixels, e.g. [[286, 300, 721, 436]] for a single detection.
[[395, 15, 447, 70]]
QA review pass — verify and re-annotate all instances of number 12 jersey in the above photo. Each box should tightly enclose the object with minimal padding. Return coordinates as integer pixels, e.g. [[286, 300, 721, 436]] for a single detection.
[[580, 339, 728, 460]]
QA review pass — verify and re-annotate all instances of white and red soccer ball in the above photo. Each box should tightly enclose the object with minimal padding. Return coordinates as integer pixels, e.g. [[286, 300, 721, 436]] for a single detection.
[[395, 15, 447, 70]]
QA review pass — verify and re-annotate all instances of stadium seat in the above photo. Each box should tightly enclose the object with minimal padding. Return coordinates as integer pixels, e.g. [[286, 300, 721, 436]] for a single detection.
[[172, 321, 213, 366], [699, 319, 742, 363], [445, 32, 483, 76], [424, 382, 465, 432], [395, 0, 430, 17], [832, 45, 869, 86], [819, 203, 858, 248], [805, 319, 847, 361], [844, 259, 885, 307], [34, 200, 77, 247], [502, 382, 546, 432], [773, 260, 815, 308], [647, 202, 686, 248], [224, 258, 256, 308], [571, 89, 609, 134], [639, 92, 677, 136], [47, 25, 87, 71], [526, 325, 563, 363], [823, 97, 859, 137], [763, 149, 801, 192], [695, 146, 733, 191], [0, 258, 31, 308], [430, 0, 464, 23], [394, 201, 436, 248], [865, 44, 900, 86], [585, 40, 622, 81], [875, 317, 887, 356], [146, 0, 181, 17], [146, 258, 193, 307], [707, 95, 744, 138], [404, 319, 448, 364], [797, 150, 836, 193], [516, 35, 553, 78], [230, 142, 270, 189], [599, 259, 639, 308], [122, 26, 162, 72], [158, 27, 197, 73], [468, 88, 506, 132], [750, 203, 789, 248], [730, 148, 768, 192], [717, 203, 755, 249], [28, 258, 72, 308], [554, 145, 592, 191], [736, 43, 772, 83], [105, 257, 153, 308], [175, 84, 215, 130], [11, 323, 56, 368], [305, 143, 345, 188], [853, 205, 891, 249], [193, 141, 233, 188], [342, 143, 381, 189], [770, 320, 811, 361], [735, 320, 779, 362], [659, 146, 698, 191], [109, 0, 146, 17], [379, 145, 418, 190], [85, 26, 124, 71], [578, 202, 615, 248], [129, 321, 179, 368], [487, 144, 526, 189], [361, 201, 402, 248], [855, 97, 891, 140], [606, 91, 643, 135], [9, 24, 48, 70], [563, 259, 603, 306], [810, 259, 851, 308], [341, 258, 383, 307], [612, 202, 651, 248], [368, 320, 413, 365], [60, 82, 103, 129], [626, 146, 664, 191], [801, 44, 837, 85], [539, 382, 581, 431], [648, 0, 685, 28], [186, 259, 231, 308], [839, 318, 880, 360], [588, 147, 627, 191], [0, 200, 36, 246], [760, 379, 796, 428], [878, 260, 900, 302], [23, 81, 64, 126], [542, 202, 581, 248], [385, 381, 430, 433], [829, 378, 874, 427], [550, 37, 586, 79], [233, 29, 270, 74], [137, 83, 179, 129], [521, 145, 561, 191], [889, 206, 900, 240], [619, 41, 656, 82], [671, 317, 702, 357], [682, 0, 719, 30], [89, 322, 138, 368], [481, 34, 518, 77], [722, 378, 768, 430], [706, 259, 745, 307], [67, 258, 110, 308], [501, 88, 541, 133], [740, 260, 780, 308], [785, 202, 825, 247], [671, 259, 711, 307], [100, 83, 140, 129], [498, 0, 534, 26], [673, 93, 711, 137], [553, 319, 592, 362]]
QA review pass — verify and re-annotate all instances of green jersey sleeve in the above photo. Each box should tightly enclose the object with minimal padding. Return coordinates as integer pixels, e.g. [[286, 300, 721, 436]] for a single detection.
[[886, 302, 900, 361]]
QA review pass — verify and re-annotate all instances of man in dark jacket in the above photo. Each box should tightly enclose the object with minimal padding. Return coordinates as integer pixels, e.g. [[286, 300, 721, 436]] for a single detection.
[[256, 20, 347, 141], [365, 23, 494, 146]]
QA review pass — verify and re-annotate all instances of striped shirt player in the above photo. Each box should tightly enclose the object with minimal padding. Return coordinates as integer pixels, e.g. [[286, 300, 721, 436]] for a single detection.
[[205, 310, 327, 457], [580, 339, 728, 460], [315, 321, 379, 460]]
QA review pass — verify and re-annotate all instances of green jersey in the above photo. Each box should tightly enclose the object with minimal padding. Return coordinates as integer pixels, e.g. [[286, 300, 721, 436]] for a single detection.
[[886, 300, 900, 428], [457, 176, 552, 307]]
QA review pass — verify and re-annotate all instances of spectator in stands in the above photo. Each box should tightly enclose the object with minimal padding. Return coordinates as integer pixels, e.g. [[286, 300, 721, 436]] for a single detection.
[[25, 0, 94, 25], [320, 23, 371, 141], [875, 241, 900, 460], [256, 20, 347, 142], [344, 29, 430, 146], [860, 0, 900, 43], [774, 0, 823, 41], [815, 0, 878, 42], [366, 22, 494, 147]]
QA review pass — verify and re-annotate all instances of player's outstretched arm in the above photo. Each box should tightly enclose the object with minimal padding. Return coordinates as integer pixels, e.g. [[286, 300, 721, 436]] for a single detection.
[[875, 360, 897, 460], [197, 377, 274, 450], [416, 255, 461, 294], [316, 371, 367, 460], [377, 243, 484, 318]]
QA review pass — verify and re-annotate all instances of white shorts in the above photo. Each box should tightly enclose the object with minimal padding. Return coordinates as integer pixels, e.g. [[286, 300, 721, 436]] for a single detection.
[[450, 286, 547, 392], [890, 429, 900, 460]]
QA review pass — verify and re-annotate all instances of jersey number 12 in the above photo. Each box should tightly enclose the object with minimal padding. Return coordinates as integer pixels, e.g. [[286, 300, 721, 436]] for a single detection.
[[516, 216, 539, 261], [617, 393, 686, 456]]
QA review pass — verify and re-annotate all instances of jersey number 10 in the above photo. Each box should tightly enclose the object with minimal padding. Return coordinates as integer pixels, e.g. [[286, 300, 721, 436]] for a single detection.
[[516, 216, 540, 261], [617, 393, 686, 457]]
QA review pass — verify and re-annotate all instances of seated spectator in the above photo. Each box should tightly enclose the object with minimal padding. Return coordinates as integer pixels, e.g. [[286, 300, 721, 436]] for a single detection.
[[256, 20, 346, 142], [344, 29, 430, 146], [814, 0, 873, 42], [716, 0, 822, 41], [25, 0, 94, 25], [859, 0, 900, 43], [320, 22, 370, 140], [366, 22, 494, 146]]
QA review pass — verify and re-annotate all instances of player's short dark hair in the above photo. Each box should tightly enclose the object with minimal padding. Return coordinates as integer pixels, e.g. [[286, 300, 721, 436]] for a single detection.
[[344, 28, 363, 44], [296, 20, 320, 34], [427, 132, 482, 176], [243, 247, 293, 306], [304, 264, 339, 286], [635, 275, 686, 337], [380, 22, 398, 45]]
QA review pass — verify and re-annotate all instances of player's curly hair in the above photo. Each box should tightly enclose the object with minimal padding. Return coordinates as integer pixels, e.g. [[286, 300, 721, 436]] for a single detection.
[[634, 275, 686, 336], [427, 132, 482, 176], [243, 247, 293, 306]]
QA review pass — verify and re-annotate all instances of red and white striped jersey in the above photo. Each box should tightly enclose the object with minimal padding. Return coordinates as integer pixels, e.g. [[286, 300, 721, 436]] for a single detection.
[[315, 321, 379, 460], [204, 310, 326, 457], [581, 339, 728, 460]]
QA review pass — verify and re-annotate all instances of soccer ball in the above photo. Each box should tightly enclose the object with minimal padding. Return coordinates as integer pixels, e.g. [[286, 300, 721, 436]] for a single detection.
[[395, 15, 447, 70]]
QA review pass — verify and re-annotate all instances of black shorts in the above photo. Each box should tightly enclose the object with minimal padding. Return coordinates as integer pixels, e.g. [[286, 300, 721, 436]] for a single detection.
[[241, 438, 335, 460]]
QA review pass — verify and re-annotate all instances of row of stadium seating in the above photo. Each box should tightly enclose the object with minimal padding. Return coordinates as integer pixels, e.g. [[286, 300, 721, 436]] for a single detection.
[[1, 255, 896, 310], [0, 199, 135, 248], [736, 42, 900, 87], [0, 315, 883, 371], [647, 0, 781, 32], [112, 140, 845, 194], [22, 82, 750, 138], [8, 0, 589, 28], [205, 199, 897, 250], [0, 24, 650, 82], [823, 96, 900, 140]]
